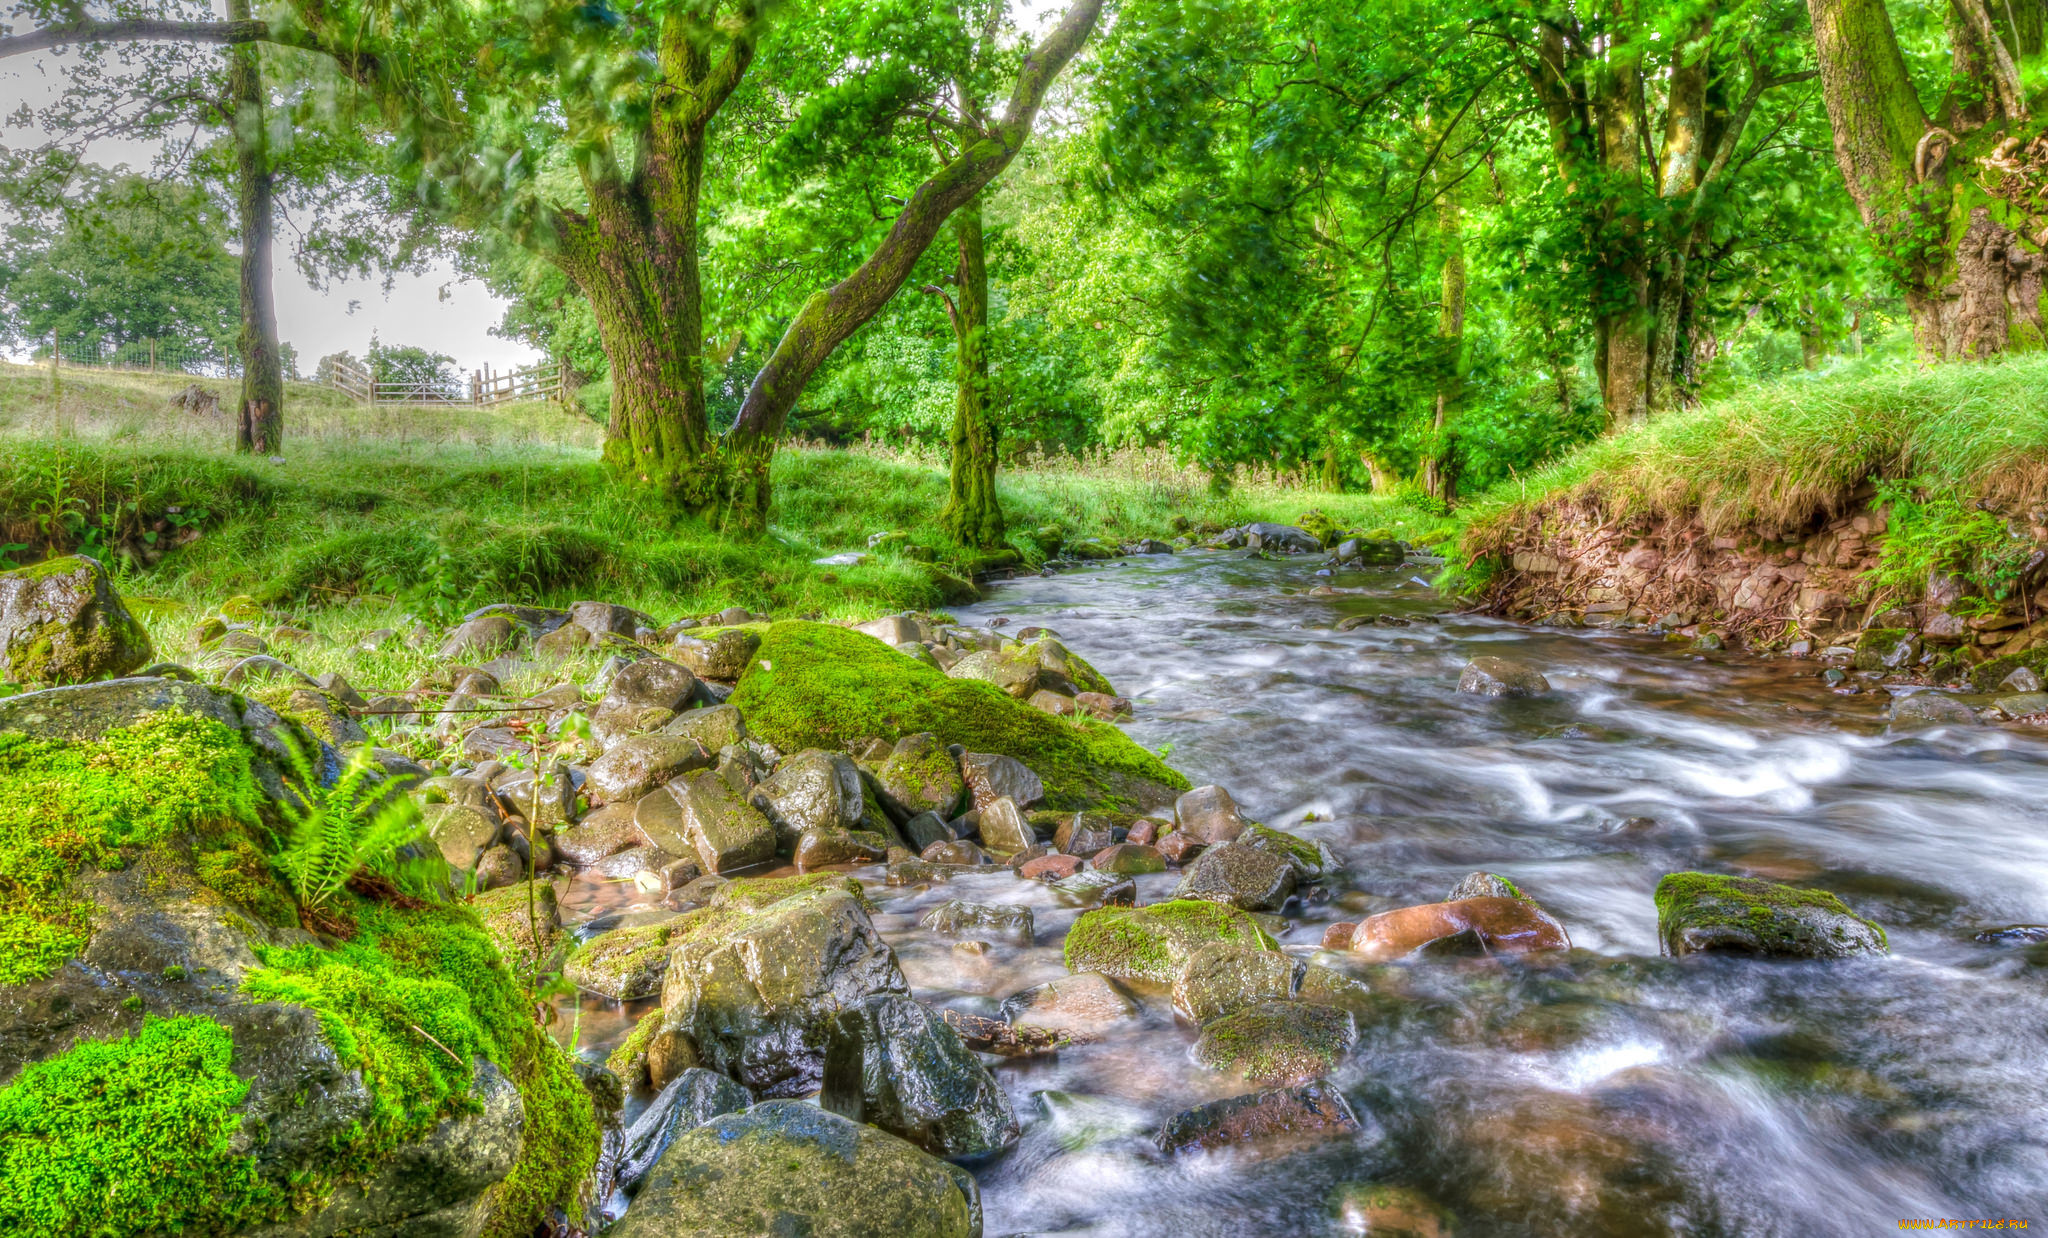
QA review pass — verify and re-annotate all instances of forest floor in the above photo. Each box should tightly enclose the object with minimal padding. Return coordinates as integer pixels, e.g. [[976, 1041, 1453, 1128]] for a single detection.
[[0, 362, 1438, 663]]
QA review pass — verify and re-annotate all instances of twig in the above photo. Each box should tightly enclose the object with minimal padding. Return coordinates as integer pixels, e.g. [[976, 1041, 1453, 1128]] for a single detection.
[[411, 1023, 467, 1069]]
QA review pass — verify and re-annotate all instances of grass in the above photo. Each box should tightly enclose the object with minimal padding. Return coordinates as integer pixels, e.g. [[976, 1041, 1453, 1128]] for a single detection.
[[0, 361, 1441, 671], [1456, 355, 2048, 561]]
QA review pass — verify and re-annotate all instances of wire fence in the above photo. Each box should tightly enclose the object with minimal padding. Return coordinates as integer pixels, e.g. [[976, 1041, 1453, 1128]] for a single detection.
[[30, 333, 573, 409]]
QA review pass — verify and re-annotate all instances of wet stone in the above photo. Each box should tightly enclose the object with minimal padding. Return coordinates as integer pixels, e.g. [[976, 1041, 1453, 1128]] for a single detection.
[[1192, 1000, 1358, 1086], [1175, 784, 1249, 844], [1655, 872, 1887, 959], [616, 1069, 755, 1199], [1458, 655, 1550, 697], [920, 899, 1034, 945], [1348, 896, 1571, 961], [555, 802, 645, 866], [820, 992, 1021, 1158], [1156, 1081, 1361, 1155], [977, 795, 1038, 855], [1020, 852, 1084, 882], [1090, 842, 1166, 875], [1173, 841, 1298, 911], [961, 751, 1045, 810], [1001, 972, 1141, 1036], [902, 810, 955, 852], [1055, 813, 1118, 857]]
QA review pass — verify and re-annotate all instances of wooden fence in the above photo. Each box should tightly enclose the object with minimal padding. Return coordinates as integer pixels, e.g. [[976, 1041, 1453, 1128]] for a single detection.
[[325, 356, 573, 408]]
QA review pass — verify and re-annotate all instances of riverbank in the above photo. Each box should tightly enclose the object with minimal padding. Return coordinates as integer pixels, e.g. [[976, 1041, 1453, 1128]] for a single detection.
[[0, 362, 1447, 643], [1451, 356, 2048, 703]]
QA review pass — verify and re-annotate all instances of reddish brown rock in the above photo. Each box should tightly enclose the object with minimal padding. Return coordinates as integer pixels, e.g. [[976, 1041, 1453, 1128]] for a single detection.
[[1156, 1081, 1360, 1155], [1019, 853, 1084, 882], [1320, 922, 1357, 950], [1348, 896, 1569, 961], [1158, 831, 1206, 865], [1126, 819, 1162, 846]]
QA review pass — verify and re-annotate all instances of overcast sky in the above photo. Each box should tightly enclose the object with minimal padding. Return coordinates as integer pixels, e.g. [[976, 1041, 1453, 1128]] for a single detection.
[[0, 0, 1071, 371]]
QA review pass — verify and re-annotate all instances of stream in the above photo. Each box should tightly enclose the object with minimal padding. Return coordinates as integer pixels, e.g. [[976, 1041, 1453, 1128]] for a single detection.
[[571, 551, 2048, 1236]]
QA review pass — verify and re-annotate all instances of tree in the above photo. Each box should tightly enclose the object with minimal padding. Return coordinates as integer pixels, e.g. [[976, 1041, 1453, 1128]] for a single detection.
[[0, 176, 239, 362], [225, 0, 282, 453], [1805, 0, 2046, 359]]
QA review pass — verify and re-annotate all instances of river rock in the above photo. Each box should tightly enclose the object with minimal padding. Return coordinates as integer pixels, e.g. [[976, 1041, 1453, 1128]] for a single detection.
[[667, 770, 777, 874], [585, 735, 714, 805], [1173, 841, 1299, 910], [1063, 898, 1278, 983], [794, 825, 888, 870], [1055, 813, 1117, 856], [1052, 869, 1136, 906], [616, 1068, 753, 1198], [902, 810, 954, 852], [657, 703, 747, 751], [658, 886, 909, 1096], [872, 732, 966, 821], [1244, 522, 1324, 554], [1238, 823, 1333, 880], [471, 880, 565, 973], [947, 648, 1040, 699], [961, 751, 1045, 810], [753, 748, 865, 846], [1175, 784, 1248, 844], [1158, 829, 1206, 864], [921, 899, 1033, 945], [1332, 1184, 1452, 1238], [603, 656, 699, 713], [1001, 972, 1141, 1035], [1192, 1001, 1358, 1086], [424, 802, 502, 870], [668, 628, 761, 681], [1458, 656, 1550, 697], [1447, 871, 1530, 901], [1888, 690, 1978, 728], [1156, 1081, 1360, 1155], [494, 763, 576, 830], [821, 993, 1021, 1157], [1347, 896, 1570, 960], [556, 802, 646, 865], [565, 921, 676, 1000], [437, 613, 521, 660], [1090, 842, 1166, 875], [474, 843, 525, 889], [1019, 852, 1083, 881], [977, 795, 1037, 855], [0, 555, 153, 683], [612, 1101, 982, 1238], [856, 613, 928, 646], [1654, 872, 1887, 958]]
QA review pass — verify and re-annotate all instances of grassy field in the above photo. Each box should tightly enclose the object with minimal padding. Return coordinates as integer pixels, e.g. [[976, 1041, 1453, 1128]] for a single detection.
[[0, 363, 1437, 659]]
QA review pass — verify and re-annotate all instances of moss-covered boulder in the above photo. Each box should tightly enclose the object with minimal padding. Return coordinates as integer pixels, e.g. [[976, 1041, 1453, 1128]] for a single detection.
[[729, 621, 1186, 811], [615, 1068, 752, 1199], [0, 555, 153, 685], [612, 1101, 981, 1238], [1192, 1001, 1357, 1086], [872, 732, 966, 821], [0, 689, 599, 1238], [1172, 841, 1298, 911], [1654, 872, 1887, 959], [470, 881, 565, 974], [1063, 899, 1278, 983], [657, 886, 907, 1097], [565, 921, 677, 1000]]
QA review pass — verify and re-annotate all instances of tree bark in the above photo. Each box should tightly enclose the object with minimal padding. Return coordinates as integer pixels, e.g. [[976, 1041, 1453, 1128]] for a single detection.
[[1595, 0, 1651, 427], [936, 197, 1005, 548], [1420, 182, 1464, 503], [228, 0, 283, 456]]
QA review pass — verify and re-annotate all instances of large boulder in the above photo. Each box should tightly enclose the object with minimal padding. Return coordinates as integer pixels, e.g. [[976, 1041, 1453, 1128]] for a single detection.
[[752, 748, 865, 845], [0, 556, 153, 683], [651, 770, 777, 875], [657, 887, 908, 1097], [1654, 872, 1887, 958], [1062, 899, 1277, 983], [611, 1101, 981, 1238], [728, 621, 1186, 811], [1244, 523, 1324, 554], [821, 993, 1020, 1157], [615, 1068, 752, 1198], [584, 735, 714, 805]]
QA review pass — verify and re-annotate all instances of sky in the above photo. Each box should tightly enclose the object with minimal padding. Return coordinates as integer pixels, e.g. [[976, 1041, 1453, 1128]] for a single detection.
[[1, 0, 1071, 372]]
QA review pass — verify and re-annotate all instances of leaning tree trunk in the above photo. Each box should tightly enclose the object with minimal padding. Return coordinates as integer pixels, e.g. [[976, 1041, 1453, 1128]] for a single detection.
[[937, 198, 1005, 549], [228, 0, 283, 455]]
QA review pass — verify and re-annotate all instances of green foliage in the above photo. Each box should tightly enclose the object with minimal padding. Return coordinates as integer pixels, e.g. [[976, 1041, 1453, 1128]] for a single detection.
[[1867, 478, 2033, 603], [273, 740, 436, 911], [0, 712, 261, 984], [0, 1016, 279, 1237], [730, 620, 1188, 810]]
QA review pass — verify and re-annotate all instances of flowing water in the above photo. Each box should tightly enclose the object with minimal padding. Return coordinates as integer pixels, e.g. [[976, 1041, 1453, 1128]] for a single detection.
[[571, 552, 2048, 1236]]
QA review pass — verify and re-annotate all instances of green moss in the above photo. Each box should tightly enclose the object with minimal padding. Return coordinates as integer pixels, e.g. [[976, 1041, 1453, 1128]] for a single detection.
[[1192, 1002, 1351, 1086], [1654, 872, 1888, 956], [191, 833, 300, 929], [711, 872, 871, 912], [1970, 646, 2048, 692], [0, 1016, 280, 1236], [1062, 899, 1277, 983], [0, 712, 263, 984], [730, 621, 1186, 811], [240, 897, 599, 1237], [606, 1006, 666, 1088]]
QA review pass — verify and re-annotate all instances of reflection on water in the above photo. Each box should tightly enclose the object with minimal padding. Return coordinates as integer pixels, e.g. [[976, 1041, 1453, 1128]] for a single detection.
[[569, 552, 2048, 1235]]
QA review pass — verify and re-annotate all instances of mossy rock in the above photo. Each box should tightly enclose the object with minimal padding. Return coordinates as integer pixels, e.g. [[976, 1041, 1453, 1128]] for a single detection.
[[0, 555, 153, 685], [1062, 898, 1278, 983], [470, 881, 566, 974], [709, 872, 870, 913], [1192, 1000, 1357, 1087], [606, 1005, 666, 1089], [612, 1100, 980, 1238], [729, 621, 1186, 811], [1654, 872, 1887, 959], [565, 920, 677, 1001], [0, 691, 599, 1238], [1970, 646, 2048, 692]]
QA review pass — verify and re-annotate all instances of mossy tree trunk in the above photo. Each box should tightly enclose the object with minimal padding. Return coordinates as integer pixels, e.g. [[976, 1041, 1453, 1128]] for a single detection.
[[1806, 0, 2046, 360], [934, 198, 1005, 548], [227, 0, 283, 456]]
